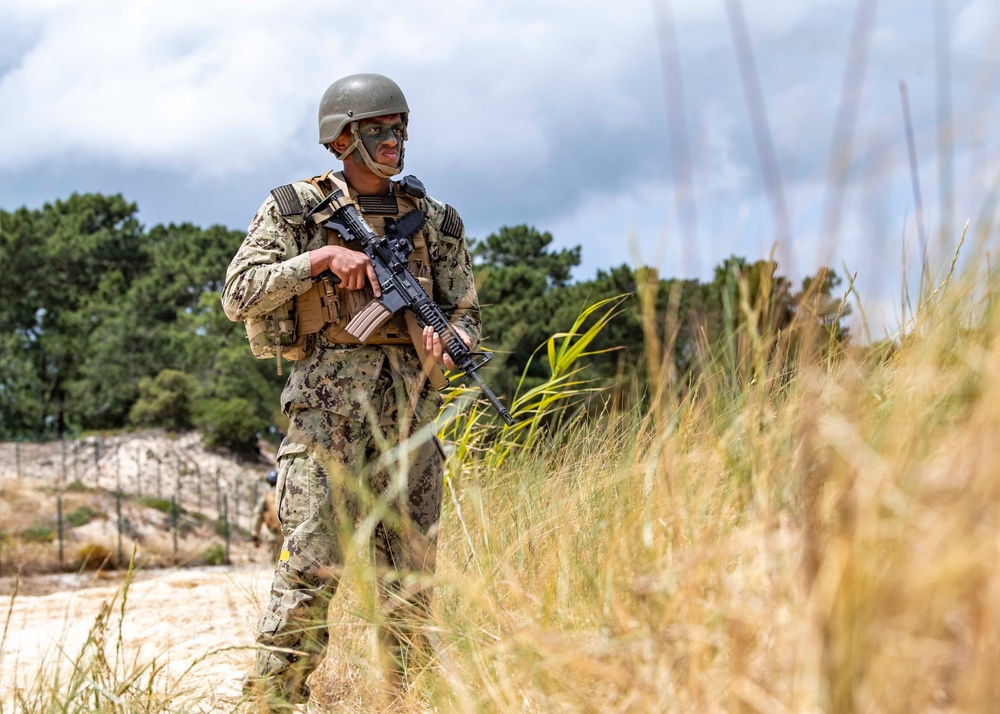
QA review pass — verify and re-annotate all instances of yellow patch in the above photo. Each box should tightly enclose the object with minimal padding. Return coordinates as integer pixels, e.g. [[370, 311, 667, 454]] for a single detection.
[[279, 549, 290, 562]]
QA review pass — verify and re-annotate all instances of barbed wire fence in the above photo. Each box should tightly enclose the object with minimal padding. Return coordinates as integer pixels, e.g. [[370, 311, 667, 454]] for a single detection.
[[0, 431, 275, 572]]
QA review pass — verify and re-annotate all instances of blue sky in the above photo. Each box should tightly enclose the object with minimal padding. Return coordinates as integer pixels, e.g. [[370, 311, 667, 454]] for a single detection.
[[2, 0, 999, 335]]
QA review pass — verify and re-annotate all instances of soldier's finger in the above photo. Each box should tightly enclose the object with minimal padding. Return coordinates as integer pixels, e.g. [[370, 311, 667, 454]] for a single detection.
[[367, 263, 381, 297]]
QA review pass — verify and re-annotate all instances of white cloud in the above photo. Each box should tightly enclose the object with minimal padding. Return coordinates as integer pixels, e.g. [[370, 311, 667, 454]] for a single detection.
[[0, 0, 661, 176], [954, 0, 1000, 51], [694, 105, 752, 197], [0, 1, 319, 174]]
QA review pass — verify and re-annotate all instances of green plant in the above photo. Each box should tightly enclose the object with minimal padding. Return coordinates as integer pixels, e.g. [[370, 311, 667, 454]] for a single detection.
[[201, 543, 226, 566], [439, 294, 626, 470], [138, 496, 172, 514], [193, 397, 267, 455], [65, 479, 89, 493], [128, 369, 198, 430], [21, 525, 54, 543], [67, 505, 98, 527]]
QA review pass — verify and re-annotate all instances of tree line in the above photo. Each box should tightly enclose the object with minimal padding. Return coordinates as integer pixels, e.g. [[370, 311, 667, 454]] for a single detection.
[[0, 193, 848, 451]]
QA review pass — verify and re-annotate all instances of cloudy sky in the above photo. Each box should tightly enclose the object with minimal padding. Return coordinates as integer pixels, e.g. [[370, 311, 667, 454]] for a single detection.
[[2, 0, 999, 334]]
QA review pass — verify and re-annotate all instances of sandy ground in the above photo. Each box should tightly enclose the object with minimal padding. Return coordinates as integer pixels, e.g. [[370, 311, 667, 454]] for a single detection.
[[0, 435, 385, 711], [0, 564, 271, 711]]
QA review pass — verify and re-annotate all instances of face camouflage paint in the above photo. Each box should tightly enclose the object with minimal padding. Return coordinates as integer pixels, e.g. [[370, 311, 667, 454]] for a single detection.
[[357, 119, 405, 167]]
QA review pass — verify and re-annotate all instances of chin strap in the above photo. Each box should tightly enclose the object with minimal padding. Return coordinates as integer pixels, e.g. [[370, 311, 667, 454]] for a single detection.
[[337, 121, 405, 178]]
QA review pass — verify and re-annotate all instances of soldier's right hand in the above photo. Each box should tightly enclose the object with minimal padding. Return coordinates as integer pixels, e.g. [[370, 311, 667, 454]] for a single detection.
[[309, 245, 381, 296]]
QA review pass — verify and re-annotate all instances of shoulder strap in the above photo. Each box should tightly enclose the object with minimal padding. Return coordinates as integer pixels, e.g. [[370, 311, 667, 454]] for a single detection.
[[303, 169, 340, 198]]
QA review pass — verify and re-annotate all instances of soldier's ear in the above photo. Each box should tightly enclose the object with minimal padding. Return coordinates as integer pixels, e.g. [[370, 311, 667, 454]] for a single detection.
[[331, 130, 351, 155]]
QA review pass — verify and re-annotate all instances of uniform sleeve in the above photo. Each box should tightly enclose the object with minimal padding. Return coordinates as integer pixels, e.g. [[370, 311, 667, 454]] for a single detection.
[[221, 191, 316, 322], [423, 196, 482, 349]]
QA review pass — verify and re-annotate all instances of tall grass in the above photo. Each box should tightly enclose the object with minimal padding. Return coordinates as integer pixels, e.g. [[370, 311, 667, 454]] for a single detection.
[[421, 247, 999, 712], [6, 254, 1000, 712]]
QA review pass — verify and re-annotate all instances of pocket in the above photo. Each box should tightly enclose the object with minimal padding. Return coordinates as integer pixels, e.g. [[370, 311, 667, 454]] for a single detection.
[[275, 440, 308, 531], [256, 604, 283, 636]]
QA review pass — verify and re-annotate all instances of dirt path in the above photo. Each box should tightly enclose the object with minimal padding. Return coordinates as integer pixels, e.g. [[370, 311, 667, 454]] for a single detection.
[[1, 564, 273, 711]]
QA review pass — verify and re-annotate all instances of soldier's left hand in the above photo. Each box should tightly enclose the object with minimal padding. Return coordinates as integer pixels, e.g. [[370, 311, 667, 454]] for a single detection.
[[424, 326, 471, 371]]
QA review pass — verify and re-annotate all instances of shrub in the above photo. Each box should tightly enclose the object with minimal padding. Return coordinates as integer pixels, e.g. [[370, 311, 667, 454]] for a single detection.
[[67, 505, 98, 527], [77, 543, 113, 570], [66, 480, 89, 493], [202, 543, 226, 566], [193, 397, 267, 455], [128, 369, 198, 430], [22, 525, 55, 543], [138, 496, 173, 514]]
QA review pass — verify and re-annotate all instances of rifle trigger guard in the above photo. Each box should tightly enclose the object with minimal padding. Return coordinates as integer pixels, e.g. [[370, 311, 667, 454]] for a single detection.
[[467, 351, 493, 373]]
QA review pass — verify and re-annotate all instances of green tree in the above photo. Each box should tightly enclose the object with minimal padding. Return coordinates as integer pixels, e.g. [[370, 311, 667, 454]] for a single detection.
[[128, 369, 198, 430], [0, 194, 148, 436]]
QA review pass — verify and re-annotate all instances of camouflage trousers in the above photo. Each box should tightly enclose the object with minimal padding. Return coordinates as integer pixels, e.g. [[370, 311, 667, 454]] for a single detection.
[[252, 369, 444, 694]]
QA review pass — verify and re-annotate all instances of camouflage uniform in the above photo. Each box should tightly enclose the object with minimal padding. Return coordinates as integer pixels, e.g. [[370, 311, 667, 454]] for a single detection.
[[222, 173, 480, 696]]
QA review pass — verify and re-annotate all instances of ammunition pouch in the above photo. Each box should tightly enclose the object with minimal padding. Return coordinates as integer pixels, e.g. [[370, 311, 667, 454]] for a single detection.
[[244, 301, 314, 363]]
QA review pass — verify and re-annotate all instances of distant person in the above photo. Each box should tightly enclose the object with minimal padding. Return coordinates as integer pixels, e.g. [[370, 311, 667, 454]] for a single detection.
[[251, 470, 282, 564], [223, 73, 481, 711]]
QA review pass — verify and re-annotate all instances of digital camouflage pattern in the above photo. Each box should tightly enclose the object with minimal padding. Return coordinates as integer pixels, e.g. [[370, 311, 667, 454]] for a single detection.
[[254, 381, 444, 692], [222, 171, 478, 702]]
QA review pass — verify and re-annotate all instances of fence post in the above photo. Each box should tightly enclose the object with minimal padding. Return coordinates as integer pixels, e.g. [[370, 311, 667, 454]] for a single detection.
[[94, 438, 101, 489], [196, 464, 202, 514], [136, 450, 142, 498], [57, 494, 64, 567], [171, 495, 179, 564], [215, 466, 222, 518], [14, 440, 20, 478], [223, 495, 231, 566], [116, 491, 123, 568], [156, 455, 162, 499], [60, 438, 67, 490], [72, 440, 78, 484], [234, 481, 240, 534]]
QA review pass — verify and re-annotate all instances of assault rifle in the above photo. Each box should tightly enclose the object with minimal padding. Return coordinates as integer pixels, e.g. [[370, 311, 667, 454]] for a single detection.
[[306, 188, 515, 426]]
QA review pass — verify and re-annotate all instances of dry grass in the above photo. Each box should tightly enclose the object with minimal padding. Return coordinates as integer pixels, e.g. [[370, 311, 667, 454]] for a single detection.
[[5, 260, 1000, 713]]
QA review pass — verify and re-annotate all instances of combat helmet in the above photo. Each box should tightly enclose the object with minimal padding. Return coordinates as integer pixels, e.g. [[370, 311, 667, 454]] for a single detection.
[[318, 73, 409, 178]]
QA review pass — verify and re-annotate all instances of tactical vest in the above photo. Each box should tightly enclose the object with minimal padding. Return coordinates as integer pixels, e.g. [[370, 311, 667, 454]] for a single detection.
[[293, 171, 434, 346]]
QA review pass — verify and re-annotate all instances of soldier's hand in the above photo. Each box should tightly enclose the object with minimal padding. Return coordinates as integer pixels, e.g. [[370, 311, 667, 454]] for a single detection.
[[309, 245, 381, 296], [252, 535, 260, 548], [423, 325, 471, 371]]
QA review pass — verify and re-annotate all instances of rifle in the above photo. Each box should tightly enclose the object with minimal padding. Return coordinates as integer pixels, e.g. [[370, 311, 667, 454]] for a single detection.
[[306, 188, 515, 426]]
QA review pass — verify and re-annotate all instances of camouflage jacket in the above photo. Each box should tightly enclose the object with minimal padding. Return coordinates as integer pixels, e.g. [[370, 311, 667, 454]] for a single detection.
[[221, 172, 481, 424]]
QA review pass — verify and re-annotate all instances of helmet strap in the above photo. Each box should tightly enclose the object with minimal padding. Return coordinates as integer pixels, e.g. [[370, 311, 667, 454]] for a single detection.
[[340, 121, 403, 178]]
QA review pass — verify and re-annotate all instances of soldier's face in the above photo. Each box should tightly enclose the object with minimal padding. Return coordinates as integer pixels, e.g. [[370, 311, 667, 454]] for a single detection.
[[358, 114, 405, 167]]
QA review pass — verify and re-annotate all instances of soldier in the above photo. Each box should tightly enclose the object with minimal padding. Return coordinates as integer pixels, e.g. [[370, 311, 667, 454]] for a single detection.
[[222, 73, 480, 712], [251, 470, 282, 564]]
